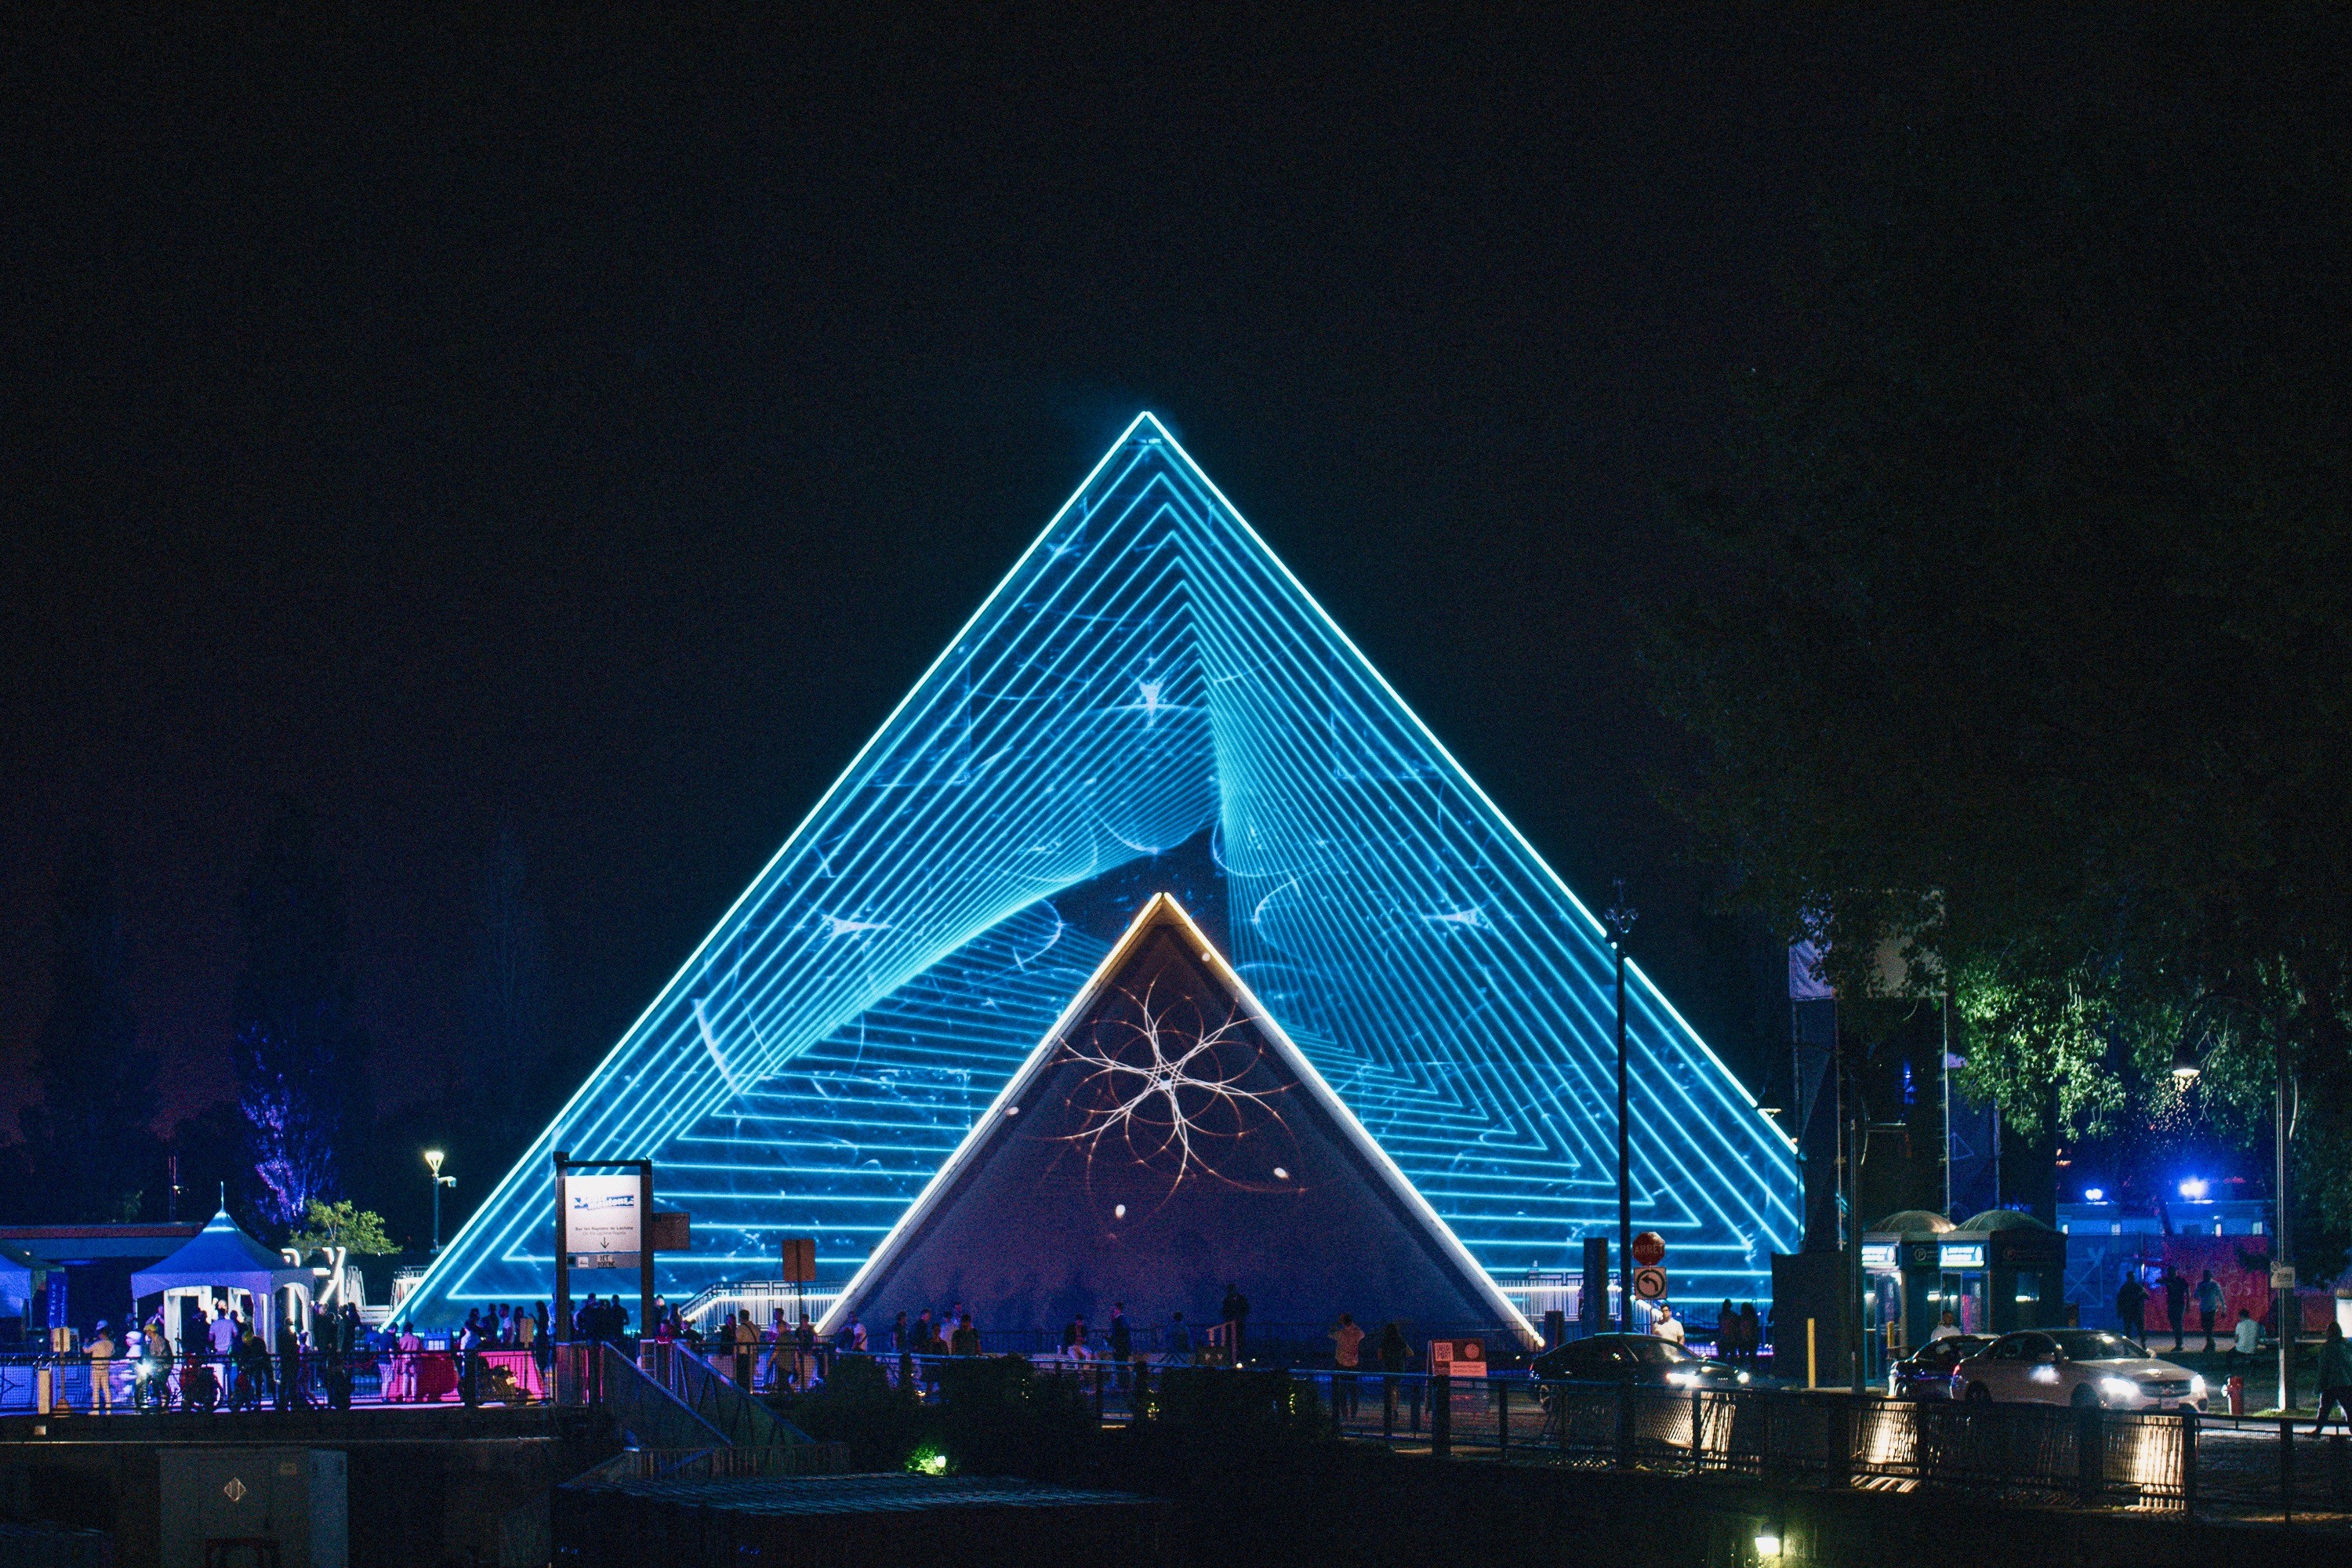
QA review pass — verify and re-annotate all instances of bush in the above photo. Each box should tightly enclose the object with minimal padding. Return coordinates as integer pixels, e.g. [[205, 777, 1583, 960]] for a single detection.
[[1140, 1367, 1336, 1445]]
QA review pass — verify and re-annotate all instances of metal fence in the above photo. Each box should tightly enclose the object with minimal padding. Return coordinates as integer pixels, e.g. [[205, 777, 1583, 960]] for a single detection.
[[1283, 1373, 2195, 1510]]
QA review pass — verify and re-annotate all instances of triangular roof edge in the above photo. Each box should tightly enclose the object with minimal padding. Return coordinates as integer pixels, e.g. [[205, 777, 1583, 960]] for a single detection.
[[821, 891, 1540, 1347]]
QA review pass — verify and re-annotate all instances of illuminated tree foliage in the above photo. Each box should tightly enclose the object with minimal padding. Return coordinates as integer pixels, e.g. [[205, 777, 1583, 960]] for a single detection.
[[1642, 39, 2352, 1265]]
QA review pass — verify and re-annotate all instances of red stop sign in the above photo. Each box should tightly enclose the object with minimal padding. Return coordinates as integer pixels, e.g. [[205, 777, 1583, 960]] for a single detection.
[[1632, 1231, 1667, 1267]]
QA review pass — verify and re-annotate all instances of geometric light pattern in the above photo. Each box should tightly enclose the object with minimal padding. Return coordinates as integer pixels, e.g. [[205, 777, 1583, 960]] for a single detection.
[[403, 413, 1800, 1327]]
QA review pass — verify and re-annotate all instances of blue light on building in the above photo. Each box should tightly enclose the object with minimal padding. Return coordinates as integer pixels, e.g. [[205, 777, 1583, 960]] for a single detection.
[[401, 413, 1800, 1326]]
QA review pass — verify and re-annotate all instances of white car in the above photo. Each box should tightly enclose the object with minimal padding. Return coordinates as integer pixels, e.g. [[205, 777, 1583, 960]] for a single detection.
[[1953, 1329, 2207, 1410]]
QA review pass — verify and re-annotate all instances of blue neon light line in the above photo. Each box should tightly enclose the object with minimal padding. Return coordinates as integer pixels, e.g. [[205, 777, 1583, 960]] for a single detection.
[[401, 416, 1799, 1323]]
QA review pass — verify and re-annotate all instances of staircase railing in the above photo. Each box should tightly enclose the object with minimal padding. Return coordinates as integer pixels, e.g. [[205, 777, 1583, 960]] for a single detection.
[[639, 1341, 802, 1448], [551, 1342, 731, 1451]]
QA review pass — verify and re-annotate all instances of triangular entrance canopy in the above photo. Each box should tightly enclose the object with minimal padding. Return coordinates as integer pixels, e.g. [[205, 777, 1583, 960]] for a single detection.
[[131, 1208, 310, 1299], [825, 895, 1533, 1341], [405, 413, 1799, 1328]]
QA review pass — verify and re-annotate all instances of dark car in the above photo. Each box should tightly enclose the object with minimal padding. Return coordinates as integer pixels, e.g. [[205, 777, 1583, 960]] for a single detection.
[[1532, 1333, 1751, 1389], [1886, 1334, 1994, 1399]]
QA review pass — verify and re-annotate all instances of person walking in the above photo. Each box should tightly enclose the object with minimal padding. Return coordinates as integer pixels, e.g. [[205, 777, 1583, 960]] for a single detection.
[[1330, 1312, 1364, 1419], [2161, 1269, 2190, 1352], [2195, 1270, 2226, 1352], [2114, 1270, 2148, 1345], [2313, 1322, 2352, 1436], [87, 1322, 118, 1414], [1221, 1283, 1251, 1367]]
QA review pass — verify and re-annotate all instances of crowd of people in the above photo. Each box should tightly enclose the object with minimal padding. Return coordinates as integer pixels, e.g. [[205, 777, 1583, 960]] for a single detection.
[[56, 1300, 376, 1414]]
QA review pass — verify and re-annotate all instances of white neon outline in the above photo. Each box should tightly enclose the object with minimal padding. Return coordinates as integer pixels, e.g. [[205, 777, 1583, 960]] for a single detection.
[[822, 894, 1540, 1345]]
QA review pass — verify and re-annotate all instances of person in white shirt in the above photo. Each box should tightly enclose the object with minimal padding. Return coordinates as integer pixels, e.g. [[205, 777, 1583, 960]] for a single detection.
[[1926, 1310, 1961, 1342], [1653, 1305, 1686, 1345], [2230, 1308, 2262, 1362]]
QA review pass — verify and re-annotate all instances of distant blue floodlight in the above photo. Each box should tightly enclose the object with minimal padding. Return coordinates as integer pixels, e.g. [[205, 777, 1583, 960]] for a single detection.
[[399, 413, 1802, 1326], [2083, 1187, 2104, 1202], [2178, 1178, 2209, 1200]]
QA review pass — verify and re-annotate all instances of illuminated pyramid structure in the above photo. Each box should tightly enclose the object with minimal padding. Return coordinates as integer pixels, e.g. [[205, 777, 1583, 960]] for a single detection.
[[825, 895, 1534, 1341], [404, 413, 1799, 1327]]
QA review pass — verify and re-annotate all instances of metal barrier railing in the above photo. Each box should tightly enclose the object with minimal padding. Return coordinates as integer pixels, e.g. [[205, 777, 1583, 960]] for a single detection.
[[1274, 1373, 2198, 1510]]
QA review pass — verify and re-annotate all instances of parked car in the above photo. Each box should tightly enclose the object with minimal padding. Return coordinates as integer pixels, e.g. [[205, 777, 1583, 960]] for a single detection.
[[1532, 1333, 1751, 1390], [1887, 1333, 1995, 1399], [1952, 1329, 2208, 1410]]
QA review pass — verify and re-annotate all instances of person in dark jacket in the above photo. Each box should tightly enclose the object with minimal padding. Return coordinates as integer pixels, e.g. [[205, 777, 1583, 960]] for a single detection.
[[1109, 1303, 1134, 1391], [1221, 1283, 1251, 1366], [2314, 1322, 2352, 1436], [2160, 1269, 2190, 1351], [2114, 1272, 2148, 1344]]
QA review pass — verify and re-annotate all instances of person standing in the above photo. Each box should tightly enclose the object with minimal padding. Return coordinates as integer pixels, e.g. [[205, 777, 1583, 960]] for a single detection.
[[950, 1312, 980, 1357], [1654, 1305, 1686, 1345], [1377, 1321, 1410, 1430], [1926, 1309, 1961, 1342], [2114, 1270, 2148, 1345], [87, 1322, 118, 1414], [1739, 1302, 1762, 1367], [459, 1315, 483, 1408], [1164, 1311, 1193, 1367], [2313, 1322, 2352, 1436], [208, 1308, 240, 1406], [732, 1309, 757, 1386], [2195, 1270, 2226, 1352], [2161, 1269, 2190, 1352], [1109, 1304, 1134, 1393], [1330, 1312, 1364, 1419], [1221, 1283, 1251, 1367]]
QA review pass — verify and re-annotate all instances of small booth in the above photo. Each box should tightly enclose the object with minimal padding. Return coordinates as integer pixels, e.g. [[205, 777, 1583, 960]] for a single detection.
[[131, 1208, 314, 1352], [1862, 1209, 1957, 1367], [1937, 1210, 2064, 1336]]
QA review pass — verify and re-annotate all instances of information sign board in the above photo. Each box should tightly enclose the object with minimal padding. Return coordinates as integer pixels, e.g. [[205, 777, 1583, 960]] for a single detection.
[[564, 1173, 642, 1269]]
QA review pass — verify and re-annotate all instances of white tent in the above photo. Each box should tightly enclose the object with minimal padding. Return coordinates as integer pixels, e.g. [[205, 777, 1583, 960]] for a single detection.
[[131, 1208, 312, 1351]]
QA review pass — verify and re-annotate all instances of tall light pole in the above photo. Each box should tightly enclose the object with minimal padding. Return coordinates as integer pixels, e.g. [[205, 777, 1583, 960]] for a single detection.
[[1605, 883, 1638, 1332], [425, 1149, 456, 1254], [2173, 1000, 2292, 1411]]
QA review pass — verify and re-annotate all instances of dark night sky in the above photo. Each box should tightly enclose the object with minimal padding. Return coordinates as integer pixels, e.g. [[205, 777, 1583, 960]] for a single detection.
[[0, 10, 2176, 1201]]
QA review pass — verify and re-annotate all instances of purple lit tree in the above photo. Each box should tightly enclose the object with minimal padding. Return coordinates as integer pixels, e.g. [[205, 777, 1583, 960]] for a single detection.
[[231, 797, 372, 1228]]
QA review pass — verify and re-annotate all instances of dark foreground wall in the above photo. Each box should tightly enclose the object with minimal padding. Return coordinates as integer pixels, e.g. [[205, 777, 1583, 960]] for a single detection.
[[1089, 1441, 2263, 1568], [0, 1409, 615, 1568]]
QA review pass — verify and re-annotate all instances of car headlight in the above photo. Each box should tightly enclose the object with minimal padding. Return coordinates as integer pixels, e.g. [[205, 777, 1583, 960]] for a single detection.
[[1666, 1370, 1699, 1388], [1737, 1370, 1751, 1385], [2189, 1375, 2206, 1398], [2098, 1377, 2138, 1401]]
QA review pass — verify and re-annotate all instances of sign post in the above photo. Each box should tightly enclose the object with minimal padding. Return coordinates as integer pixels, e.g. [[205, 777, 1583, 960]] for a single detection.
[[553, 1152, 656, 1352]]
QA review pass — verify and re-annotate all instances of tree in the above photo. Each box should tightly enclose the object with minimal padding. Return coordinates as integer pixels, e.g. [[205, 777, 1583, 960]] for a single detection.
[[286, 1198, 397, 1257], [18, 832, 160, 1221], [232, 796, 373, 1227], [1639, 39, 2352, 1266]]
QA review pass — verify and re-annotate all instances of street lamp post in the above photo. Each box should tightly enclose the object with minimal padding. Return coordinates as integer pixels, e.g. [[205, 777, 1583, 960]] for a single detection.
[[1605, 883, 1638, 1332], [425, 1149, 456, 1254], [2173, 1001, 2292, 1411]]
